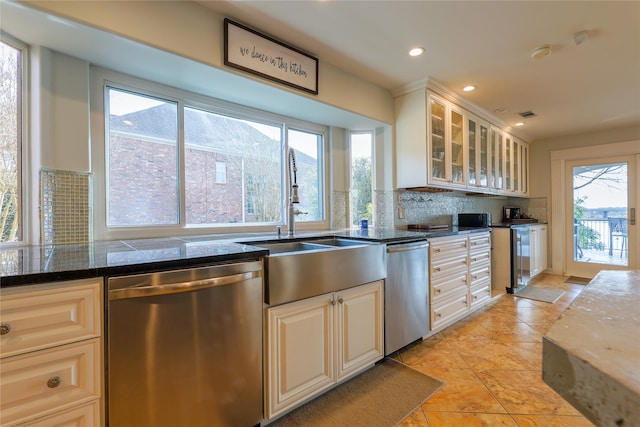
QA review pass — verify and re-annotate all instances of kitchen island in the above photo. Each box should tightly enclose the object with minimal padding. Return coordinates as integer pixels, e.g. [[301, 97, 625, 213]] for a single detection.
[[543, 270, 640, 427]]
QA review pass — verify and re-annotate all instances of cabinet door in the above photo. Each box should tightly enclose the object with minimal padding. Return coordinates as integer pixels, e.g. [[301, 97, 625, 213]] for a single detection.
[[265, 294, 335, 419], [513, 139, 520, 193], [530, 225, 548, 277], [521, 143, 529, 195], [428, 95, 448, 184], [490, 127, 504, 190], [450, 106, 465, 186], [335, 281, 384, 381], [505, 135, 513, 191], [479, 122, 490, 188], [467, 116, 478, 187]]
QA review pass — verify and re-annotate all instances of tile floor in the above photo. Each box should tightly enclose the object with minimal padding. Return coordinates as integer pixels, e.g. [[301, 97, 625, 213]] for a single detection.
[[394, 273, 595, 427]]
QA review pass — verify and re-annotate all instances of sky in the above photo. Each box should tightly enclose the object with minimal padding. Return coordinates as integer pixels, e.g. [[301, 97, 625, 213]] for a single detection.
[[573, 163, 628, 209]]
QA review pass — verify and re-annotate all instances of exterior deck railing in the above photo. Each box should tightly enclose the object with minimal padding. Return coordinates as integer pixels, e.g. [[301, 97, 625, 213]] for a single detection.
[[574, 218, 628, 265]]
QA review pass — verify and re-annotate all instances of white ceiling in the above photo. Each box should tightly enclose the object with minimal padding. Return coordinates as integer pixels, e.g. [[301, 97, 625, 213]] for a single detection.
[[197, 0, 640, 141]]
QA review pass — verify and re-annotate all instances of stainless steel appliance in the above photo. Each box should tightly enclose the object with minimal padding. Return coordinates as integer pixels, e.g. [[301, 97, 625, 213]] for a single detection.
[[491, 225, 531, 293], [107, 261, 263, 427], [458, 213, 492, 228], [503, 206, 522, 222], [385, 241, 430, 355]]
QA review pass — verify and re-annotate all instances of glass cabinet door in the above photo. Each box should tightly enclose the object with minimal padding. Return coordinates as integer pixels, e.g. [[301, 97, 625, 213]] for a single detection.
[[467, 118, 477, 186], [505, 136, 512, 191], [429, 97, 447, 182], [492, 129, 503, 190], [522, 143, 528, 194], [513, 139, 520, 192], [479, 123, 489, 187], [450, 108, 464, 185]]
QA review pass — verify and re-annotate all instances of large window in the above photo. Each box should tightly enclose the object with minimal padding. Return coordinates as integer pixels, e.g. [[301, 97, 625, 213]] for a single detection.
[[102, 76, 326, 234], [0, 35, 24, 244]]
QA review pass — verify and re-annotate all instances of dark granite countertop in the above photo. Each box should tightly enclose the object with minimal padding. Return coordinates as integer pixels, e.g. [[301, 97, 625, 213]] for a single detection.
[[1, 227, 490, 287]]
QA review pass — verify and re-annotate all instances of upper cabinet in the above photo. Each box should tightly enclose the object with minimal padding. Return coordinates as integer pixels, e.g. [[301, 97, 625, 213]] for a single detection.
[[395, 85, 529, 196]]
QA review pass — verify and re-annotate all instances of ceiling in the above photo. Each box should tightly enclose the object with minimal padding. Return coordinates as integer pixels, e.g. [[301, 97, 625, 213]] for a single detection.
[[196, 0, 640, 141]]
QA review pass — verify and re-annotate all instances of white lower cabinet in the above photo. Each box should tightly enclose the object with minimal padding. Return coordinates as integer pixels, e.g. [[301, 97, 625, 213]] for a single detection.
[[530, 224, 548, 278], [429, 232, 492, 331], [0, 279, 103, 427], [264, 280, 384, 420]]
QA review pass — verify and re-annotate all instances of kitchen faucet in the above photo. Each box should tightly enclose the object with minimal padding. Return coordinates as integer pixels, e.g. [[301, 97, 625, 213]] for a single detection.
[[287, 148, 303, 237]]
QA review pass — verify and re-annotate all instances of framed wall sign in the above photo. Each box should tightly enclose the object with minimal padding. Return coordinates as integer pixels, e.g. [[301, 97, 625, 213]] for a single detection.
[[224, 18, 319, 95]]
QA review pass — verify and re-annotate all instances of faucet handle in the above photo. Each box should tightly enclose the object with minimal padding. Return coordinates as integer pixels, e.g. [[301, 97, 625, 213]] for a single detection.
[[294, 209, 308, 216]]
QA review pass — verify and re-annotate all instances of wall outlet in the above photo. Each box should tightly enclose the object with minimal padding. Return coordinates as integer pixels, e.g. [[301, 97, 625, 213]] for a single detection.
[[398, 207, 405, 219]]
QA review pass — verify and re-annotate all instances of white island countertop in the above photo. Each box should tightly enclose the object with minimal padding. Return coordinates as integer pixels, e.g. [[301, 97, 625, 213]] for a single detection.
[[543, 270, 640, 427]]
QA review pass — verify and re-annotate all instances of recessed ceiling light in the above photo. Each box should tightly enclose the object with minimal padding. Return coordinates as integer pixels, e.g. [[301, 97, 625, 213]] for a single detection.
[[531, 45, 551, 59], [515, 122, 525, 127], [495, 108, 508, 113], [409, 47, 425, 57], [463, 85, 475, 92]]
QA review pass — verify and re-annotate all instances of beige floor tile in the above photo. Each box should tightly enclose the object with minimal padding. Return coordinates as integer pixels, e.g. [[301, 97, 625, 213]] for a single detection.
[[475, 370, 582, 416], [399, 338, 469, 369], [511, 414, 596, 426], [416, 368, 507, 413], [439, 321, 494, 341], [449, 340, 538, 371], [524, 322, 553, 335], [425, 412, 518, 426], [479, 321, 543, 343], [398, 408, 429, 426]]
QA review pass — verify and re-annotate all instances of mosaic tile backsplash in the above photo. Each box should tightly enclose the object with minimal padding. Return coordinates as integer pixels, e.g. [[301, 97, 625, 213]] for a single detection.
[[394, 189, 547, 228], [41, 168, 93, 245]]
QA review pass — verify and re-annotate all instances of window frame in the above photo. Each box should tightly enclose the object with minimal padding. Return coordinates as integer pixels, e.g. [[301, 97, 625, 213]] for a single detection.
[[90, 67, 329, 240], [0, 32, 28, 246]]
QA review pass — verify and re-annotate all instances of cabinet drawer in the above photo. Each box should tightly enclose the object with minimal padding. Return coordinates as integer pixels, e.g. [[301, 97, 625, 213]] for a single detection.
[[20, 400, 100, 427], [431, 290, 468, 330], [0, 339, 101, 426], [429, 235, 468, 262], [431, 255, 468, 282], [432, 272, 468, 303], [469, 262, 491, 287], [469, 249, 491, 267], [0, 279, 102, 358], [470, 282, 491, 308], [469, 232, 491, 250]]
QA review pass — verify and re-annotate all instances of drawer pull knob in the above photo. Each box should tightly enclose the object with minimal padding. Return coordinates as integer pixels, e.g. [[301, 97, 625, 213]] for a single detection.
[[434, 248, 441, 253], [436, 313, 442, 318], [0, 323, 11, 335], [338, 297, 344, 304], [434, 267, 441, 272], [47, 376, 61, 389], [436, 289, 441, 294]]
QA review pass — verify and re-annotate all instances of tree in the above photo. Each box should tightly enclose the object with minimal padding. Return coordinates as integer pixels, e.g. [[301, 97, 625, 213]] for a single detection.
[[0, 40, 20, 242], [351, 157, 372, 225]]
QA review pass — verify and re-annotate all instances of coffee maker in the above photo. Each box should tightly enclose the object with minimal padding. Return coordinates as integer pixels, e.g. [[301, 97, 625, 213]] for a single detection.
[[503, 206, 521, 222]]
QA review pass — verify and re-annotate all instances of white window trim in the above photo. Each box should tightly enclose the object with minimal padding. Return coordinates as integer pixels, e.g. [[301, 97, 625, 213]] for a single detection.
[[90, 66, 329, 240]]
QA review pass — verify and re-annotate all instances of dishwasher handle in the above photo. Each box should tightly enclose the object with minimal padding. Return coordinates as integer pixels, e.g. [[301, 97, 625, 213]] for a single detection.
[[109, 271, 261, 300], [387, 242, 429, 253]]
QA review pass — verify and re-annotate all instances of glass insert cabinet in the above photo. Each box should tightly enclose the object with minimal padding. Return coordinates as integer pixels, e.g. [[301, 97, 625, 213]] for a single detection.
[[395, 85, 529, 196]]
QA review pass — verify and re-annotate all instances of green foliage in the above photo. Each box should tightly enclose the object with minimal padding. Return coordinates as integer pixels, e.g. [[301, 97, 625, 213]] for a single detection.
[[351, 157, 372, 225], [574, 196, 604, 250]]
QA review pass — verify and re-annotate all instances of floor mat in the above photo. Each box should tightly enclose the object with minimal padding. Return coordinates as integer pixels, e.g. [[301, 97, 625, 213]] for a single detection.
[[565, 276, 591, 285], [268, 358, 444, 427], [514, 285, 565, 303]]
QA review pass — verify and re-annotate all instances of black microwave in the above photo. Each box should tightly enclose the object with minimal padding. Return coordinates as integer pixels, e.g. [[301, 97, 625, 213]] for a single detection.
[[458, 213, 492, 228]]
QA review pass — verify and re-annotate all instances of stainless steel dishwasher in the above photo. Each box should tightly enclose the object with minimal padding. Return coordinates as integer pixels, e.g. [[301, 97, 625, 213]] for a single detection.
[[385, 241, 430, 355], [107, 260, 263, 427]]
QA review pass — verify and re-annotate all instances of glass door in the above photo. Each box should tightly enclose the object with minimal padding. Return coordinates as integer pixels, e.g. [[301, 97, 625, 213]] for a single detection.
[[467, 118, 477, 186], [429, 97, 447, 183], [479, 123, 489, 188], [565, 156, 637, 277], [450, 107, 465, 186]]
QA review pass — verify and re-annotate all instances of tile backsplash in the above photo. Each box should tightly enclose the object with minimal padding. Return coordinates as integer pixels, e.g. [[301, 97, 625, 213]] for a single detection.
[[41, 168, 93, 245], [394, 189, 547, 228]]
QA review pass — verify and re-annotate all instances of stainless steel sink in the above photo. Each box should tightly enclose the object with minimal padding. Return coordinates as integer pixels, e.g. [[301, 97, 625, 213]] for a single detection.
[[255, 241, 329, 254], [246, 238, 386, 305]]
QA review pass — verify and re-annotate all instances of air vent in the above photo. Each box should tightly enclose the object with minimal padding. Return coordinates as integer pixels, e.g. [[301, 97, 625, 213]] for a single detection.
[[518, 111, 537, 119]]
